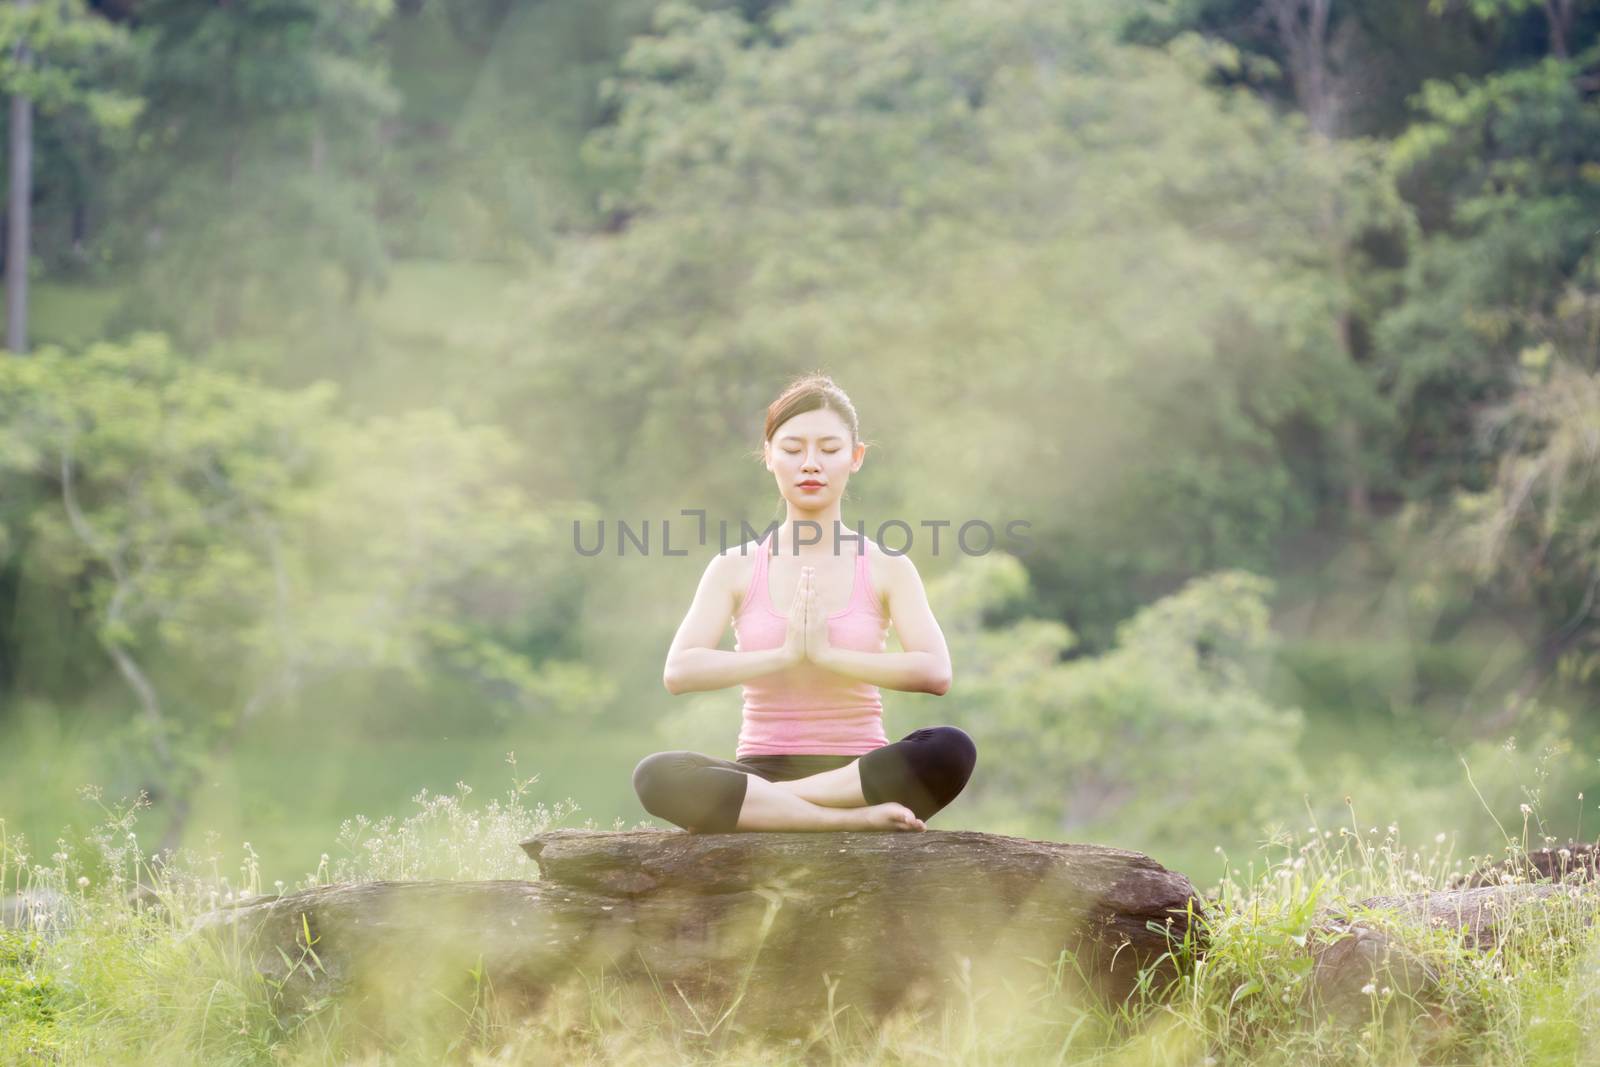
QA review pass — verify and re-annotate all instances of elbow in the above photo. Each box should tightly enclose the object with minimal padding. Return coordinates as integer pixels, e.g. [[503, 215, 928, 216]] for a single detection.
[[662, 662, 681, 696], [927, 666, 952, 696]]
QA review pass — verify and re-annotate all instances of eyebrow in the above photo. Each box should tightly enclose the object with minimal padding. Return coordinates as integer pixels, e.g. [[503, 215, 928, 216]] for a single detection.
[[780, 435, 844, 443]]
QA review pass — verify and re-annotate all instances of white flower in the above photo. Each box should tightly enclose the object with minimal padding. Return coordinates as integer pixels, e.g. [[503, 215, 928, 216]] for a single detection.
[[1521, 803, 1533, 816], [1361, 982, 1377, 995], [76, 876, 89, 888], [1435, 832, 1447, 844]]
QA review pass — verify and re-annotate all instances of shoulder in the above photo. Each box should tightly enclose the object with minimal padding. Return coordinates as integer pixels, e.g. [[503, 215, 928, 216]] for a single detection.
[[863, 537, 917, 613], [715, 538, 764, 612]]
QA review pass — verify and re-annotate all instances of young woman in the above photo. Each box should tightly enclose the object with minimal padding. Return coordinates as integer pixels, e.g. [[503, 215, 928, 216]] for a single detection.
[[632, 374, 977, 833]]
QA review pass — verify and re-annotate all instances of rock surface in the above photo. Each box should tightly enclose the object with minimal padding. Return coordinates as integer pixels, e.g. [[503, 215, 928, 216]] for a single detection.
[[1306, 881, 1600, 1021], [191, 828, 1208, 1035], [1449, 840, 1600, 888]]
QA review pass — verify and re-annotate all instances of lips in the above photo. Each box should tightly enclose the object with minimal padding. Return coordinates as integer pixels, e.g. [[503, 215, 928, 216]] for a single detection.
[[797, 481, 826, 488]]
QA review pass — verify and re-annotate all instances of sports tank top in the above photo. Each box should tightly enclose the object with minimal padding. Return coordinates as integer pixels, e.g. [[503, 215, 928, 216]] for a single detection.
[[731, 532, 892, 758]]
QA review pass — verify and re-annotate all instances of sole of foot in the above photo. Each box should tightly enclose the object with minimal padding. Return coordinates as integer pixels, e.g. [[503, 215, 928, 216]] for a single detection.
[[856, 802, 925, 832]]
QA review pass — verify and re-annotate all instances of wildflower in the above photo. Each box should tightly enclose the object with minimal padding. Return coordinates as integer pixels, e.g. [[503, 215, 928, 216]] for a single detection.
[[1361, 982, 1376, 995], [1380, 986, 1391, 996], [76, 876, 89, 888], [1521, 804, 1533, 816], [1435, 832, 1447, 844]]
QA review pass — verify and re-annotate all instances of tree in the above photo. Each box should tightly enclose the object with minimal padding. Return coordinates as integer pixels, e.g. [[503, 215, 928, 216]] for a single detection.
[[937, 553, 1308, 847], [514, 0, 1404, 643], [0, 333, 613, 853], [1376, 31, 1600, 501], [0, 0, 138, 352], [102, 0, 397, 353], [1442, 348, 1600, 729]]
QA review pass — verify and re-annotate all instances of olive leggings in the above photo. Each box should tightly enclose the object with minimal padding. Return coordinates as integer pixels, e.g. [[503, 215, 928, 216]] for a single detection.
[[631, 725, 978, 834]]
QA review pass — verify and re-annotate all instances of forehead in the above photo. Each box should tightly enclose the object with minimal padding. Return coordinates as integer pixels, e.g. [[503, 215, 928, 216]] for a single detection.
[[773, 407, 851, 440]]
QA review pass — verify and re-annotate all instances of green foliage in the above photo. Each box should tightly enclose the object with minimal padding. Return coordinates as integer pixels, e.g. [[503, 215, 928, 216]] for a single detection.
[[1378, 49, 1600, 497], [0, 333, 612, 786], [933, 554, 1308, 848], [0, 0, 139, 121], [1441, 359, 1600, 682], [376, 0, 662, 260], [0, 926, 62, 1063], [101, 0, 399, 349], [518, 0, 1410, 637]]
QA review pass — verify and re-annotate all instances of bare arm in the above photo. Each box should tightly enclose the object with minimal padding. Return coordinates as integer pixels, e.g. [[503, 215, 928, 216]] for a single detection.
[[662, 552, 806, 695], [811, 551, 952, 695]]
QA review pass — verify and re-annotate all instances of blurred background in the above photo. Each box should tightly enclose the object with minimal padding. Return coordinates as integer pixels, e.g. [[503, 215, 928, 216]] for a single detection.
[[1, 0, 1598, 887]]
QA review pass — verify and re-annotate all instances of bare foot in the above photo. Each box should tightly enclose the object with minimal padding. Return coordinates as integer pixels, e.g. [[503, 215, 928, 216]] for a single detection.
[[852, 802, 926, 832]]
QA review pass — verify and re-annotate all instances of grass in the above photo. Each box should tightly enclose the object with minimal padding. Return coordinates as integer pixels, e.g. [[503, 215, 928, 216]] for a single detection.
[[3, 758, 1599, 1065], [0, 704, 662, 887]]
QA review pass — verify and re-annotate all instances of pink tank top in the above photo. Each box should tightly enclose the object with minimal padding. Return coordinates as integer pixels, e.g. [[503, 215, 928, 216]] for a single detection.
[[731, 532, 891, 758]]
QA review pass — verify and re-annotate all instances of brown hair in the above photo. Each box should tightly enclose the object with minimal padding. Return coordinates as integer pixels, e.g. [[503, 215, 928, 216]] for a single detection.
[[758, 372, 865, 453]]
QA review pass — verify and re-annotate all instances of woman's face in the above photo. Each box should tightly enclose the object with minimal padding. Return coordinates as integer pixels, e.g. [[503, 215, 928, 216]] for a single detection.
[[764, 407, 864, 510]]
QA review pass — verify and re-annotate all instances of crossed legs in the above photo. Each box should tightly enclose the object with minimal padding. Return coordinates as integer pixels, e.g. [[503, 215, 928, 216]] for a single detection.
[[632, 726, 978, 834], [770, 760, 869, 807], [733, 774, 925, 832]]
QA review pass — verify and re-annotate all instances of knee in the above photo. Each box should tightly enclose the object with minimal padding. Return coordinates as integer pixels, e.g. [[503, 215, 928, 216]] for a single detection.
[[632, 751, 688, 817], [923, 726, 977, 783]]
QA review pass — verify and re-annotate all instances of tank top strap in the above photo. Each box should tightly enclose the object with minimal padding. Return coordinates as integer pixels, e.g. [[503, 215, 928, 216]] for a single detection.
[[852, 540, 868, 607], [857, 539, 884, 616]]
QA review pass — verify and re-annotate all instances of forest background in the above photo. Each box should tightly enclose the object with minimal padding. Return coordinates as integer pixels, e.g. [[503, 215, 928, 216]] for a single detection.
[[3, 0, 1599, 886]]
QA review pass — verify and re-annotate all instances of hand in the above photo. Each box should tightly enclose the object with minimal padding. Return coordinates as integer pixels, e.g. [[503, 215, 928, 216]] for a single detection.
[[780, 566, 811, 668], [803, 567, 832, 666]]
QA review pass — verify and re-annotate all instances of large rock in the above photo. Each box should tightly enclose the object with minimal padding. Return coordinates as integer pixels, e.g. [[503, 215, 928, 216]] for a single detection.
[[521, 829, 1206, 1022], [191, 828, 1207, 1036]]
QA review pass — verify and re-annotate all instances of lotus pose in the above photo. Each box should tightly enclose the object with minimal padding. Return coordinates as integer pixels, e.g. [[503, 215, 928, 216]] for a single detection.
[[633, 374, 977, 833]]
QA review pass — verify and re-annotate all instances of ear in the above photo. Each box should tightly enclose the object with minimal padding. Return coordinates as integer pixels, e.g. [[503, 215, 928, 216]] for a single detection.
[[851, 441, 867, 471]]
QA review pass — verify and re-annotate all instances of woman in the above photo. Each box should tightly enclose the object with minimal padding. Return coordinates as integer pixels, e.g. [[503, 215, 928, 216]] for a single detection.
[[632, 374, 977, 834]]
